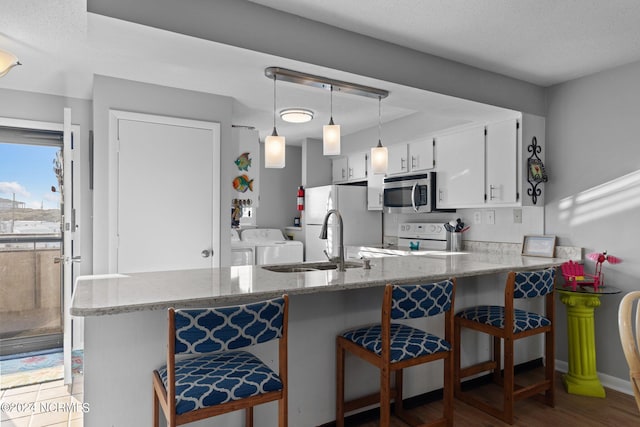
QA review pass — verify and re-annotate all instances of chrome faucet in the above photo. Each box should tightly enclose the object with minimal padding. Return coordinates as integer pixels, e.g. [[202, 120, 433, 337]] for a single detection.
[[319, 209, 345, 271]]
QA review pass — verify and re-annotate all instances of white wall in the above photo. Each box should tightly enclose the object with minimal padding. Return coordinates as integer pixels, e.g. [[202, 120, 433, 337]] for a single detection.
[[92, 75, 234, 269], [546, 59, 640, 381], [255, 144, 302, 229], [301, 138, 332, 188]]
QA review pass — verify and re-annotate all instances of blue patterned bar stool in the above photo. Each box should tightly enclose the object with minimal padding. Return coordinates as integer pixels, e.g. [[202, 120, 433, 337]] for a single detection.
[[454, 268, 555, 424], [153, 295, 289, 427], [336, 279, 456, 427]]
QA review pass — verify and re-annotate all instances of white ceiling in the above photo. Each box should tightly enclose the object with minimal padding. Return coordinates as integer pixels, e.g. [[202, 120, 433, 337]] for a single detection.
[[2, 1, 640, 145], [249, 0, 640, 87]]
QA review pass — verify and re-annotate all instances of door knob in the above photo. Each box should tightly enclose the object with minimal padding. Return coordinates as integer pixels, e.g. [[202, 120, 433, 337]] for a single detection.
[[201, 249, 212, 258]]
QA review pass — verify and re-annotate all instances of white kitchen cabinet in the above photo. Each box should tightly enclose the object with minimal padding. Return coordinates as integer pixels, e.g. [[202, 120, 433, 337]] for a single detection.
[[347, 152, 368, 181], [332, 152, 368, 183], [408, 138, 435, 172], [435, 125, 485, 208], [486, 118, 519, 205], [367, 170, 384, 210], [387, 144, 409, 175], [332, 156, 348, 182]]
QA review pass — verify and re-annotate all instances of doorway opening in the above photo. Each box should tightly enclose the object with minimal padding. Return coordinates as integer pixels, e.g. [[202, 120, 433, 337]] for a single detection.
[[0, 126, 64, 357]]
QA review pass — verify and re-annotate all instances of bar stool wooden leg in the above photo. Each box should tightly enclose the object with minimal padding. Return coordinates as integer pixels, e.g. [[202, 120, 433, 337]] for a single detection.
[[336, 339, 345, 427], [444, 352, 454, 427], [493, 335, 502, 385], [245, 407, 253, 427], [394, 369, 404, 417], [503, 336, 514, 424], [380, 362, 392, 427], [545, 328, 555, 407], [454, 320, 462, 397]]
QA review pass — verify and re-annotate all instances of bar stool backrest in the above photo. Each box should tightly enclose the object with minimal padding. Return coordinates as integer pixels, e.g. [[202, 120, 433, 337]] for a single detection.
[[513, 268, 555, 300], [391, 280, 454, 320], [174, 297, 286, 355]]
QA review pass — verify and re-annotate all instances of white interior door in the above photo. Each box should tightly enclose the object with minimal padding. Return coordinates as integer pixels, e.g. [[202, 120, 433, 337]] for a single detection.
[[113, 112, 220, 273], [63, 108, 81, 385]]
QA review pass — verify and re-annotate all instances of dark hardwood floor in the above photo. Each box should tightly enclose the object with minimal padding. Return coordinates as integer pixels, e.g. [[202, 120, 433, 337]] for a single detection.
[[344, 370, 639, 426]]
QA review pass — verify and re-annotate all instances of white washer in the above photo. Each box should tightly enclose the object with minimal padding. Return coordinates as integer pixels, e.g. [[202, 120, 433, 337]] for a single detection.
[[241, 228, 304, 265], [231, 229, 255, 266]]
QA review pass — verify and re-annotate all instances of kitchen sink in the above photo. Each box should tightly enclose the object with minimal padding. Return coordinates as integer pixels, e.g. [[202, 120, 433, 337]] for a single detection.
[[262, 261, 363, 273]]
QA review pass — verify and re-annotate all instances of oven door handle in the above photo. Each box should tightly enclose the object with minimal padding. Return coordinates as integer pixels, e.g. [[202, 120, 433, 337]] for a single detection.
[[411, 181, 418, 212]]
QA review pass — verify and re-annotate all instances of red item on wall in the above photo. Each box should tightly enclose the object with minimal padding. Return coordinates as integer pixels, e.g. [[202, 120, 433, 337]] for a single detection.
[[297, 186, 304, 211]]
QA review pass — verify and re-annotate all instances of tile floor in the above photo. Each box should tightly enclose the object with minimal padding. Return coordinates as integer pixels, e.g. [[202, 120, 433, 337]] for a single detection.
[[0, 376, 83, 427]]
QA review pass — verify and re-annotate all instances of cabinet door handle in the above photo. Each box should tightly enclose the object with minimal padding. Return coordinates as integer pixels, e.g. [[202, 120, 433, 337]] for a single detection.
[[401, 158, 406, 170], [342, 168, 346, 179], [348, 167, 353, 178], [411, 155, 417, 170], [489, 184, 497, 200], [438, 189, 444, 202], [379, 193, 383, 205]]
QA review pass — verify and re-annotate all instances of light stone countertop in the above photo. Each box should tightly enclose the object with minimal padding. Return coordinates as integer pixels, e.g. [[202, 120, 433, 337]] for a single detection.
[[71, 248, 575, 317]]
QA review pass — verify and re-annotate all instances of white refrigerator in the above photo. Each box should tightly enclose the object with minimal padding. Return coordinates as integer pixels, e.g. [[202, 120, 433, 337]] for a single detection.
[[304, 185, 382, 262]]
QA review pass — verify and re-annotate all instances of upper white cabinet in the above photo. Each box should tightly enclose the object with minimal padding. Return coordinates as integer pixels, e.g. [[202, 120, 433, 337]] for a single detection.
[[332, 156, 348, 182], [486, 118, 519, 205], [408, 139, 435, 172], [387, 144, 409, 175], [433, 114, 545, 209], [435, 126, 485, 208], [386, 139, 434, 176], [348, 152, 367, 181], [332, 152, 368, 183]]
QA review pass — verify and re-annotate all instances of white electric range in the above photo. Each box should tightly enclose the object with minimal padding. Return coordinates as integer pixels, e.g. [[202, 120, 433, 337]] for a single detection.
[[397, 222, 448, 251]]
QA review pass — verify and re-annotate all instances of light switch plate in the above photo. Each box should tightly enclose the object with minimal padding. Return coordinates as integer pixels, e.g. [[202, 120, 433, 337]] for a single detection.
[[484, 210, 495, 225], [513, 208, 522, 224], [473, 211, 482, 224]]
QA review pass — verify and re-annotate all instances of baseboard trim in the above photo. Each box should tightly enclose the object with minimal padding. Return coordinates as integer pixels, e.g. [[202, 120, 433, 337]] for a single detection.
[[555, 359, 633, 396]]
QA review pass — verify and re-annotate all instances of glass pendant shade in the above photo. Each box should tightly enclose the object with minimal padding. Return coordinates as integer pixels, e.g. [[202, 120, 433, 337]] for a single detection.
[[265, 128, 286, 168], [265, 75, 285, 168], [323, 117, 341, 155], [371, 140, 388, 174], [0, 49, 20, 77]]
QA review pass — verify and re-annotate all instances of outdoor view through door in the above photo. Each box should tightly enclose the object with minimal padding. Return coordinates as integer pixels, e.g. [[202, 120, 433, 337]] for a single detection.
[[0, 128, 64, 356]]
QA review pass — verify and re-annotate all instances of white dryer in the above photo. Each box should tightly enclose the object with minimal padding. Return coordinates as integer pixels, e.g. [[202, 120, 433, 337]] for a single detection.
[[240, 228, 303, 265]]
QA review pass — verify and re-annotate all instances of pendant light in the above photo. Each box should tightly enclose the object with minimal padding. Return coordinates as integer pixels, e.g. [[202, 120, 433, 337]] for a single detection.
[[323, 85, 341, 155], [265, 75, 286, 168], [0, 49, 21, 77], [371, 96, 388, 174]]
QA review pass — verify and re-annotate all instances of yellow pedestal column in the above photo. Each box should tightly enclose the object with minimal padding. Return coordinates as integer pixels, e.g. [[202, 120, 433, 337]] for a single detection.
[[558, 291, 606, 398]]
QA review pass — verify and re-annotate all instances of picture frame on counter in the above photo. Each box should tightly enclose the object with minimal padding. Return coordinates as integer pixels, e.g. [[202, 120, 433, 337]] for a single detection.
[[521, 235, 557, 258]]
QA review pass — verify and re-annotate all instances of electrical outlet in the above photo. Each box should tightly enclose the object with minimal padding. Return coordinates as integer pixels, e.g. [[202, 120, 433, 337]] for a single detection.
[[473, 211, 482, 224], [513, 208, 522, 224], [484, 210, 495, 225]]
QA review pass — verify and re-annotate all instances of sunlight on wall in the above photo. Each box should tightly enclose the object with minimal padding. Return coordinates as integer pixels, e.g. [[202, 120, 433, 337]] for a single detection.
[[558, 169, 640, 226]]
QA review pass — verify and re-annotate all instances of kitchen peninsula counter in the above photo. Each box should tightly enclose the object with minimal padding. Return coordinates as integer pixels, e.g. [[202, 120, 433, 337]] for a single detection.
[[74, 247, 578, 427], [71, 249, 573, 317]]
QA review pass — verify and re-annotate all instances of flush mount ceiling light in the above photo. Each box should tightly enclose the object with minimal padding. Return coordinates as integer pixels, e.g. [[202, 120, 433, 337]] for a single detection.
[[280, 108, 314, 123], [371, 96, 388, 175], [0, 49, 21, 77], [265, 75, 286, 168], [265, 67, 389, 157]]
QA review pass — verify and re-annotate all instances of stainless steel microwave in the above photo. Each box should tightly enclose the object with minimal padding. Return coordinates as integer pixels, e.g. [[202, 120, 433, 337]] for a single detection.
[[383, 172, 447, 214]]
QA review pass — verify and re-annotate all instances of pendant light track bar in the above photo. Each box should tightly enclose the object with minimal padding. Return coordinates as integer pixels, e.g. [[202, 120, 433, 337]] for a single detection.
[[265, 67, 389, 99]]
